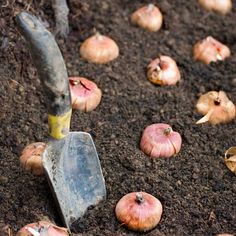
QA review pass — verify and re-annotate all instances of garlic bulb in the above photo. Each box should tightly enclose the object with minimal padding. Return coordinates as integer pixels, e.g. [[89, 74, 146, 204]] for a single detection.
[[196, 91, 235, 125], [80, 33, 119, 64], [193, 36, 230, 64], [131, 4, 163, 32]]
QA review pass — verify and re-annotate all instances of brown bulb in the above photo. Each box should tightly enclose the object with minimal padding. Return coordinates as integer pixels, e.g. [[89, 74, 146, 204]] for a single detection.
[[80, 33, 119, 64], [224, 147, 236, 175], [199, 0, 232, 14], [196, 91, 235, 125], [20, 142, 46, 176], [131, 4, 163, 32], [16, 221, 68, 236]]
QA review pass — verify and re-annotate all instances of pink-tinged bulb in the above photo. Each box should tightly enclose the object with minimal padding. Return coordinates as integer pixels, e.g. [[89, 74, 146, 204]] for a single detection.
[[69, 77, 102, 112], [80, 33, 119, 64], [193, 36, 230, 64], [198, 0, 232, 14], [196, 91, 236, 125], [20, 142, 46, 176], [131, 4, 163, 32], [16, 221, 68, 236], [115, 192, 163, 232], [147, 55, 181, 86], [216, 234, 235, 236], [140, 123, 182, 158]]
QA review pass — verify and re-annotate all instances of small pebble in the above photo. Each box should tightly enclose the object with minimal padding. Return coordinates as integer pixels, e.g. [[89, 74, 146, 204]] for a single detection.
[[192, 173, 199, 179], [0, 176, 8, 184], [176, 180, 182, 186]]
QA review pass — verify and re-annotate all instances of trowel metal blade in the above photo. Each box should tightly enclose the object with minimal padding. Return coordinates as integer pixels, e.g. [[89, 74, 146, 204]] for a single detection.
[[42, 132, 106, 229]]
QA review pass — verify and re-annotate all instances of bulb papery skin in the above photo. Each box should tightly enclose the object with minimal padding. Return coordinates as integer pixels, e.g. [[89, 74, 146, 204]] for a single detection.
[[193, 36, 230, 64], [198, 0, 232, 14], [131, 4, 163, 32], [225, 155, 236, 175], [80, 33, 119, 64], [20, 142, 46, 176], [147, 55, 181, 86], [16, 221, 68, 236], [196, 91, 236, 125], [69, 77, 102, 112], [140, 123, 182, 158], [224, 147, 236, 175], [115, 192, 163, 232]]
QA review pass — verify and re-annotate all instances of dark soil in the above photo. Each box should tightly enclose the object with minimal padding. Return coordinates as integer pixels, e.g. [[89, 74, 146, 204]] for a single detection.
[[0, 0, 236, 235]]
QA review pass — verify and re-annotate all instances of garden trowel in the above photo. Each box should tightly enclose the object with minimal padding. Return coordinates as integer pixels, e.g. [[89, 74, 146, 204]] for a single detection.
[[16, 12, 106, 230]]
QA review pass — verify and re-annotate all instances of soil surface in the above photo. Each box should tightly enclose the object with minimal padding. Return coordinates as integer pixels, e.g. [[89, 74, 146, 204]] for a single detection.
[[0, 0, 236, 235]]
